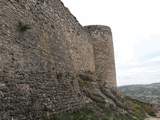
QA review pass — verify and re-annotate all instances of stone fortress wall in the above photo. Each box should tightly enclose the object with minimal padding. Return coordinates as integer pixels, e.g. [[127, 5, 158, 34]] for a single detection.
[[0, 0, 116, 119], [85, 25, 117, 87]]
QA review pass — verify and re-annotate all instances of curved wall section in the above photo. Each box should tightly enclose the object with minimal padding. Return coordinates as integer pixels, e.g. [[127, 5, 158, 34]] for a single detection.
[[85, 25, 117, 87]]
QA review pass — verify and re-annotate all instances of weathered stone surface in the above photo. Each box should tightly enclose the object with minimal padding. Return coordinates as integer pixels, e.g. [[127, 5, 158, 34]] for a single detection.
[[0, 71, 83, 119], [85, 25, 117, 87], [0, 0, 116, 119], [0, 0, 95, 74]]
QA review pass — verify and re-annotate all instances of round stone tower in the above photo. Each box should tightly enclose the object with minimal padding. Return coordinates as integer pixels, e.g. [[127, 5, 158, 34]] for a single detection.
[[84, 25, 117, 87]]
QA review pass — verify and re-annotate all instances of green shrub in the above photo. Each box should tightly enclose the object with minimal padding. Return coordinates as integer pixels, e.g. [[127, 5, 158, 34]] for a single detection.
[[17, 21, 31, 32]]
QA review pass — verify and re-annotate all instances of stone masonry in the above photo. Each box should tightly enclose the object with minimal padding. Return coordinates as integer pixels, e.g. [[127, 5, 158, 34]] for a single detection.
[[0, 0, 116, 119], [85, 25, 117, 87]]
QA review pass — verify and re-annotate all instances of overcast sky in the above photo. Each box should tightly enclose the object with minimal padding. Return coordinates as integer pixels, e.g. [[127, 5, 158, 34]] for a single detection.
[[62, 0, 160, 86]]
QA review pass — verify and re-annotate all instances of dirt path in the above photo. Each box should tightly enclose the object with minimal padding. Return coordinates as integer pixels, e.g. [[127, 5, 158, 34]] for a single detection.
[[156, 111, 160, 118]]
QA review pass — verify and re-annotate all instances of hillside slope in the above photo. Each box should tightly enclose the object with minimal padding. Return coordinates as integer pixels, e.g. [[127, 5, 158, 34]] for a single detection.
[[43, 74, 157, 120], [53, 90, 156, 120], [119, 83, 160, 104]]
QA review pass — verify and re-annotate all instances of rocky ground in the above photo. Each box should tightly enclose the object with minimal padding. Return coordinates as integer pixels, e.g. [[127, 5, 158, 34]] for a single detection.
[[119, 83, 160, 120]]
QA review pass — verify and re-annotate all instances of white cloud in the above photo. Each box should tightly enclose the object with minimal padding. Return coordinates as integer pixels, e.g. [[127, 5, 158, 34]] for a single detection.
[[117, 55, 160, 86], [62, 0, 160, 86]]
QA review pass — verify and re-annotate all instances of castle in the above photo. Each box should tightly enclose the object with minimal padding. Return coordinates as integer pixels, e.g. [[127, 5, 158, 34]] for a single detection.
[[0, 0, 116, 119]]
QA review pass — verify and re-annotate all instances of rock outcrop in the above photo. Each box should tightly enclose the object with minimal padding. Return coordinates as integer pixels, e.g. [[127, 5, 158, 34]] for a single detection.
[[0, 0, 116, 119]]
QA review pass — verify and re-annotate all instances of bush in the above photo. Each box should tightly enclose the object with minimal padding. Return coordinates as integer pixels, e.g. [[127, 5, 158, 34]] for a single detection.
[[17, 21, 31, 32]]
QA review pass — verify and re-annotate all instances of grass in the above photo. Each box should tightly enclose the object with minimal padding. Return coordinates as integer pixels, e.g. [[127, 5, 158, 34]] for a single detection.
[[125, 96, 156, 118], [51, 96, 156, 120], [53, 106, 136, 120]]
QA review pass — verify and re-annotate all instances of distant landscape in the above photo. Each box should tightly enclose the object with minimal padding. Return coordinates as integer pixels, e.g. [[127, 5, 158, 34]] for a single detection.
[[119, 83, 160, 104], [1, 0, 160, 119]]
